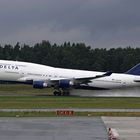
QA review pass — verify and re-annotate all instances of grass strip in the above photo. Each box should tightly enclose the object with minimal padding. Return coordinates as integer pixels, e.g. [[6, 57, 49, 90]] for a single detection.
[[0, 96, 140, 109], [0, 111, 140, 117]]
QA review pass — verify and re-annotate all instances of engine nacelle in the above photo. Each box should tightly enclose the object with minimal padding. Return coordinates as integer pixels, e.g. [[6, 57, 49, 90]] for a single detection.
[[59, 80, 73, 88], [33, 81, 48, 89]]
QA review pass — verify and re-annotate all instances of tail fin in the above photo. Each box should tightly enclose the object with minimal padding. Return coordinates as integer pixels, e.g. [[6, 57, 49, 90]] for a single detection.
[[125, 63, 140, 75]]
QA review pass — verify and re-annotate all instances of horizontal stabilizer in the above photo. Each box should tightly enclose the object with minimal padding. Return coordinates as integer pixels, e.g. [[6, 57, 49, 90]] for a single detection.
[[134, 80, 140, 82]]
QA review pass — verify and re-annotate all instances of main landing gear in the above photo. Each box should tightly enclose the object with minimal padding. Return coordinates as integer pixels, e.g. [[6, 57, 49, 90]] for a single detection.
[[53, 89, 70, 96]]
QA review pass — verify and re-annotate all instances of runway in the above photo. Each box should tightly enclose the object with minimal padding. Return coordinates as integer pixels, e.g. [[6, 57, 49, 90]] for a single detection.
[[72, 87, 140, 97], [0, 117, 108, 140], [1, 117, 140, 140], [0, 86, 140, 97]]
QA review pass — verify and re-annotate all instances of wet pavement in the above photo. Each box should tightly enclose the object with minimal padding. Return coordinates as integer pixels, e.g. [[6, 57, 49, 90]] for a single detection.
[[0, 117, 108, 140], [1, 87, 140, 97], [102, 117, 140, 140], [72, 87, 140, 97]]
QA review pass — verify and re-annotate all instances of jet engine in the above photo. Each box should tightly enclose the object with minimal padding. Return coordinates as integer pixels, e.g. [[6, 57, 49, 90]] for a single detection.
[[33, 81, 49, 89], [59, 79, 74, 88], [33, 79, 74, 89]]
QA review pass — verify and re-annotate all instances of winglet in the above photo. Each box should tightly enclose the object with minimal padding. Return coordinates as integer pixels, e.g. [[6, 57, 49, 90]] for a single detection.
[[94, 71, 112, 79], [103, 71, 112, 76]]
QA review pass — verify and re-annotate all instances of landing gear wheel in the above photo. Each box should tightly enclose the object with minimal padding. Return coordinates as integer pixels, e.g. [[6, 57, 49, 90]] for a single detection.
[[53, 88, 70, 96], [53, 91, 62, 96]]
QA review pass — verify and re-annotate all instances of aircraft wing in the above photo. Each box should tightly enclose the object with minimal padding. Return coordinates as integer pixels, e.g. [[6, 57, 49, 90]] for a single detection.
[[50, 71, 112, 85], [17, 71, 112, 86]]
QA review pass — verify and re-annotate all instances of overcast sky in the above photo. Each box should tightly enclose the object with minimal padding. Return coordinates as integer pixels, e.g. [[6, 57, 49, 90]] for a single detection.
[[0, 0, 140, 48]]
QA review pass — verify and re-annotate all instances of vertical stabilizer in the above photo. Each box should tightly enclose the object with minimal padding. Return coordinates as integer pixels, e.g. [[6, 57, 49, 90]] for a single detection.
[[125, 63, 140, 75]]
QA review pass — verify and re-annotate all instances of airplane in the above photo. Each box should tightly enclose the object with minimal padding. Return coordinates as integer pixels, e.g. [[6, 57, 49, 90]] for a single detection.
[[0, 60, 140, 96]]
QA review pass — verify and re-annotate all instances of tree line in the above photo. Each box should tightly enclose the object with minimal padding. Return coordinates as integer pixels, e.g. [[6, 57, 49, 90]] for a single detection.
[[0, 40, 140, 73]]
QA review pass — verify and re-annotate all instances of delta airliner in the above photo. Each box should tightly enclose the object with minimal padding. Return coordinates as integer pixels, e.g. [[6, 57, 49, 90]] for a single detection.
[[0, 60, 140, 96]]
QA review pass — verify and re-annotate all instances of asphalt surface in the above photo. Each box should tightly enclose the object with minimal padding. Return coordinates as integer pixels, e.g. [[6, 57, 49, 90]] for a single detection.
[[102, 117, 140, 140], [0, 117, 108, 140], [72, 87, 140, 97], [1, 86, 140, 97]]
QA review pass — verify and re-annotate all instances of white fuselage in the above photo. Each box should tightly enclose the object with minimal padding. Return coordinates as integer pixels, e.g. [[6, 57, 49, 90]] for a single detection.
[[0, 60, 139, 89]]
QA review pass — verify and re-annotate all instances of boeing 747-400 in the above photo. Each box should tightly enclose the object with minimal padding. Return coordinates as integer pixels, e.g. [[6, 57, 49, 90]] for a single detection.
[[0, 60, 139, 96]]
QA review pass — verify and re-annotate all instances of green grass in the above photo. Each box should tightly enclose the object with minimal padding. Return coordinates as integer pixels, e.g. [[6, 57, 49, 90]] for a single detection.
[[0, 111, 140, 117], [0, 84, 52, 94], [0, 84, 140, 117], [0, 96, 140, 109]]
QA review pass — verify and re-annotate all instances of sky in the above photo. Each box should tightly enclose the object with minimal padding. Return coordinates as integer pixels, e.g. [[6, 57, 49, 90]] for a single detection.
[[0, 0, 140, 48]]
